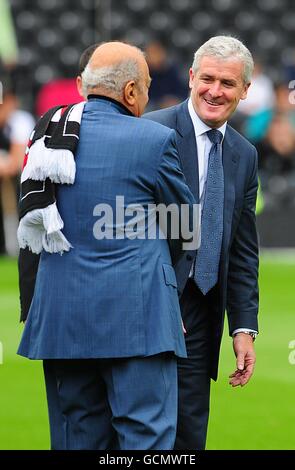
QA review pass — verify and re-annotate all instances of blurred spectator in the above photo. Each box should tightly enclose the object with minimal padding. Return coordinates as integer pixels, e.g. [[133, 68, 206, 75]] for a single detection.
[[256, 113, 295, 208], [283, 49, 295, 83], [0, 81, 34, 177], [257, 113, 295, 178], [232, 61, 275, 139], [35, 43, 99, 117], [244, 82, 295, 143], [145, 40, 187, 110], [238, 61, 275, 116], [275, 83, 295, 126], [0, 77, 34, 254], [35, 78, 84, 117], [0, 0, 18, 68]]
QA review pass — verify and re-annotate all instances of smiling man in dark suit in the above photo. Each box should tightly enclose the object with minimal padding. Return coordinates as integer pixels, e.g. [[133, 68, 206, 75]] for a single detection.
[[144, 35, 259, 450]]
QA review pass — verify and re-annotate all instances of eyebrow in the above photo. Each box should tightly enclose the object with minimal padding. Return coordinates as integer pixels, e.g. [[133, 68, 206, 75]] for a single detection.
[[200, 73, 214, 79], [200, 73, 237, 85], [222, 78, 237, 85]]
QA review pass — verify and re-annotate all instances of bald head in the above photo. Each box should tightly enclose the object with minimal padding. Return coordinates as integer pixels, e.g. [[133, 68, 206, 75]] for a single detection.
[[89, 41, 145, 70], [81, 41, 151, 116]]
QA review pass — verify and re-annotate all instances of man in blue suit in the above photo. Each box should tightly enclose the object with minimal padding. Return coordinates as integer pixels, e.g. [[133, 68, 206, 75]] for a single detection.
[[17, 42, 197, 450], [145, 36, 259, 450]]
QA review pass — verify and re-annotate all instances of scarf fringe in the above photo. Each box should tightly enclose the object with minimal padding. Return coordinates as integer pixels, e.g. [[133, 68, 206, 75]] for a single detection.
[[21, 137, 76, 185], [17, 202, 73, 254], [18, 102, 87, 254]]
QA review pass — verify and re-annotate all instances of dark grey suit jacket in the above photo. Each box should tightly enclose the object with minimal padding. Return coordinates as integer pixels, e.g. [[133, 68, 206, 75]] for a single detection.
[[144, 99, 259, 379]]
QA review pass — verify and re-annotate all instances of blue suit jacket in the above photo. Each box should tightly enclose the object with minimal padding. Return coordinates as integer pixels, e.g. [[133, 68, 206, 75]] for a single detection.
[[18, 97, 196, 360], [144, 100, 259, 377]]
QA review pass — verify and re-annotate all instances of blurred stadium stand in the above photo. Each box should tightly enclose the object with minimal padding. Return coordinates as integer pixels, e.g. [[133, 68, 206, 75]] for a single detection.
[[9, 0, 98, 109], [3, 0, 295, 248], [9, 0, 295, 102]]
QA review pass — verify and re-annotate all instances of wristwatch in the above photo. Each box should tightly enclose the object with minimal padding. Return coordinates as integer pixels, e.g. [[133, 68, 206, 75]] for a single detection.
[[233, 330, 257, 341]]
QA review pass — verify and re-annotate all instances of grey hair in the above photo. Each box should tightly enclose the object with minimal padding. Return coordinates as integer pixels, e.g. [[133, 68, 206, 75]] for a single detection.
[[81, 59, 142, 99], [192, 36, 254, 84]]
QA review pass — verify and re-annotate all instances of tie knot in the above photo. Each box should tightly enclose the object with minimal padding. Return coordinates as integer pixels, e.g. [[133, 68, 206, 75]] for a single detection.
[[207, 129, 223, 145]]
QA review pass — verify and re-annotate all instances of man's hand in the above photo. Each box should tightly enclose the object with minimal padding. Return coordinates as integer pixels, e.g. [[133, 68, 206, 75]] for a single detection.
[[229, 333, 256, 387]]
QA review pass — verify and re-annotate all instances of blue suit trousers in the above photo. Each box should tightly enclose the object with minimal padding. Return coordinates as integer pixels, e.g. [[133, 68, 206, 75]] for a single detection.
[[43, 353, 177, 450]]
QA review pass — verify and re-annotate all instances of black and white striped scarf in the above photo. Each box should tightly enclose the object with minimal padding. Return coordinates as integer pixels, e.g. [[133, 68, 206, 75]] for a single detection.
[[17, 101, 86, 254]]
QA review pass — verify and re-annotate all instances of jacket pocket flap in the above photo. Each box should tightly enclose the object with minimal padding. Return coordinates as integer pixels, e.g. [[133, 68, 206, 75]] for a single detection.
[[163, 264, 177, 288]]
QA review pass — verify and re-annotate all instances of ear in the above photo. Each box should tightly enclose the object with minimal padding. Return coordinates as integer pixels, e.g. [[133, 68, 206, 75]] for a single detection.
[[240, 82, 251, 100], [189, 68, 195, 90], [123, 80, 137, 105], [76, 76, 83, 97]]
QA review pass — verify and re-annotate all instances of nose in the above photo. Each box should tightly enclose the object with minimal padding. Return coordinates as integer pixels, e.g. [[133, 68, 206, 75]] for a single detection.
[[208, 81, 222, 99]]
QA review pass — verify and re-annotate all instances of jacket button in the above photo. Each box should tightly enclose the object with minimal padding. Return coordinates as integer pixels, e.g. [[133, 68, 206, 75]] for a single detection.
[[186, 254, 193, 261]]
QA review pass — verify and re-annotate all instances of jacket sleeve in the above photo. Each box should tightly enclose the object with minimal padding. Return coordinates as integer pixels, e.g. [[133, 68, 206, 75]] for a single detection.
[[226, 148, 259, 334], [154, 129, 198, 265]]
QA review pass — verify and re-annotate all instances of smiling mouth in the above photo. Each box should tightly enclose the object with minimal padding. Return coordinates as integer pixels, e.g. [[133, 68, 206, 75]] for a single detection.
[[204, 98, 222, 107]]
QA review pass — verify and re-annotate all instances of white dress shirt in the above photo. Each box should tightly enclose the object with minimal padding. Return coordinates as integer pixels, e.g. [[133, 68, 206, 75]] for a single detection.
[[187, 99, 257, 338], [187, 98, 226, 208]]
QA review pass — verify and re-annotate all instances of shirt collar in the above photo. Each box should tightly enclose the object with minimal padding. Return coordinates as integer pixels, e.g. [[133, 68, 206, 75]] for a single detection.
[[188, 97, 227, 141]]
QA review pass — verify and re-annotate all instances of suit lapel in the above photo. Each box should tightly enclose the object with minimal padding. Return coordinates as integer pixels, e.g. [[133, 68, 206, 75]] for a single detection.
[[221, 129, 240, 257], [175, 101, 199, 202]]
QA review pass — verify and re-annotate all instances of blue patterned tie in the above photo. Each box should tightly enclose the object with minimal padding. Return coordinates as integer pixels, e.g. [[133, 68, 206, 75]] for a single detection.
[[194, 129, 224, 295]]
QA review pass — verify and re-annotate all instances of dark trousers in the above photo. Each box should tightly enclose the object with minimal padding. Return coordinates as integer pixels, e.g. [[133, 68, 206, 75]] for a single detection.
[[43, 353, 177, 450], [174, 279, 212, 450]]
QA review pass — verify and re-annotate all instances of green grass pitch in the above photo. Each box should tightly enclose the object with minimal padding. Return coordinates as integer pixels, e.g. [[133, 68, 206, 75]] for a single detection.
[[0, 254, 294, 449]]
